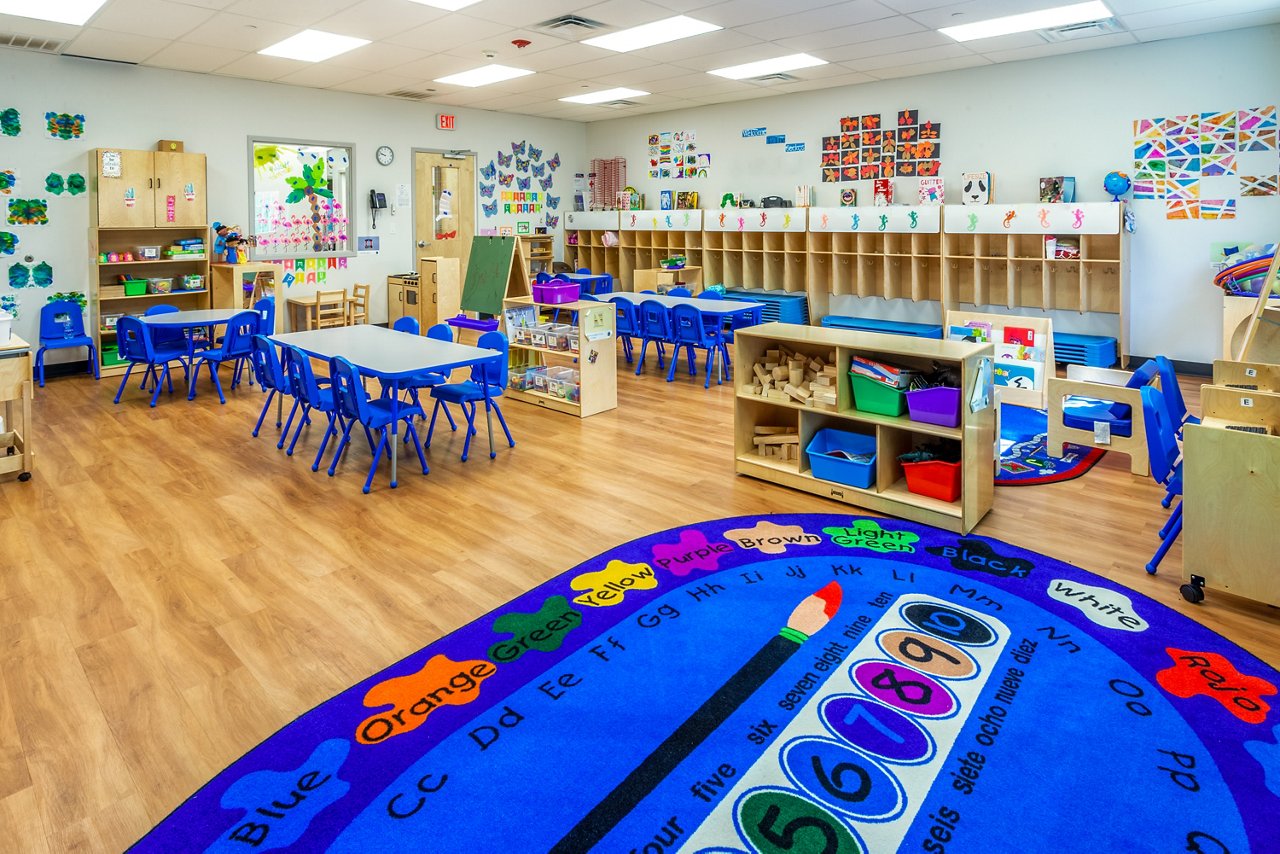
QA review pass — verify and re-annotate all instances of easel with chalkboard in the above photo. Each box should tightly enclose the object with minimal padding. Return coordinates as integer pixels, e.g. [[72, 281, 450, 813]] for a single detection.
[[460, 236, 531, 318]]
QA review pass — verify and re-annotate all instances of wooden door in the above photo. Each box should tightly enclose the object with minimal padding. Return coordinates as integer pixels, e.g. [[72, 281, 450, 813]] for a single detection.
[[95, 149, 155, 228], [414, 151, 474, 291], [153, 151, 207, 226]]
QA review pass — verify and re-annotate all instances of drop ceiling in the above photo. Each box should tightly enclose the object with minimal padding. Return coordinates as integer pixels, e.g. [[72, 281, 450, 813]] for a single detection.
[[3, 0, 1278, 122]]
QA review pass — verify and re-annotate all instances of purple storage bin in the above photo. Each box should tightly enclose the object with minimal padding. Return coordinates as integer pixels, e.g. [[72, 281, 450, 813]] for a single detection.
[[906, 385, 961, 428], [532, 280, 580, 305]]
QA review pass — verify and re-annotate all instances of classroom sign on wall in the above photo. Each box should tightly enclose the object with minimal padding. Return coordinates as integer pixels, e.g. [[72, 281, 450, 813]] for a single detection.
[[821, 109, 942, 183]]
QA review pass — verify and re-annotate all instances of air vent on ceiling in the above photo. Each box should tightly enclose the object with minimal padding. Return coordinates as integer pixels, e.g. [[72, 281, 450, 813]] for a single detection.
[[602, 100, 640, 108], [754, 73, 799, 83], [386, 89, 435, 101], [535, 15, 606, 39], [0, 31, 64, 54], [1039, 17, 1123, 41]]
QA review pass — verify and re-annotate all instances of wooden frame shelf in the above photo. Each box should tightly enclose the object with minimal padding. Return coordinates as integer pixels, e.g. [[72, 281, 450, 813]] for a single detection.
[[502, 297, 617, 418], [734, 322, 994, 533]]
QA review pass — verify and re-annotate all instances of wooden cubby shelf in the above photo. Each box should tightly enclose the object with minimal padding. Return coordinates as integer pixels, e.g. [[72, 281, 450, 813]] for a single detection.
[[734, 322, 994, 533], [503, 296, 617, 418]]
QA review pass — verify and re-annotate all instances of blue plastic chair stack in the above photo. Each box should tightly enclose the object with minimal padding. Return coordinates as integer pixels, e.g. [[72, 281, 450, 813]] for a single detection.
[[328, 356, 428, 493], [635, 299, 672, 376], [609, 296, 638, 364], [188, 310, 258, 403], [1140, 385, 1183, 575], [248, 335, 295, 445], [113, 316, 188, 407], [667, 303, 730, 388], [280, 344, 343, 470], [427, 331, 515, 462], [667, 286, 693, 297], [35, 299, 98, 387]]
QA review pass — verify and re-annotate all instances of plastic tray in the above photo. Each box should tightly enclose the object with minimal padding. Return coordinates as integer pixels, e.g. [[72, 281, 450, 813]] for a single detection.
[[850, 372, 906, 417], [806, 429, 877, 489], [532, 281, 580, 305], [906, 386, 961, 428], [902, 459, 961, 503]]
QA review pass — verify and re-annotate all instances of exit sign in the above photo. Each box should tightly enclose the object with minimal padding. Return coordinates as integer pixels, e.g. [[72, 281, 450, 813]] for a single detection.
[[437, 113, 456, 131]]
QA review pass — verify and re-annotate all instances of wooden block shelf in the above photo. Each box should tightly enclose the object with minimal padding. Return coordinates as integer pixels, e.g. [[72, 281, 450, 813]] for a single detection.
[[734, 322, 994, 533]]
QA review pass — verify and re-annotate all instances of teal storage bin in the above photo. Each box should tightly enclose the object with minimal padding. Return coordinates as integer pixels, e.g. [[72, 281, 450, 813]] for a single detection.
[[806, 429, 877, 489], [850, 372, 907, 416]]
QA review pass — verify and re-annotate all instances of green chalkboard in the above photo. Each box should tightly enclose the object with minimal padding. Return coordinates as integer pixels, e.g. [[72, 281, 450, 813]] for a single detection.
[[460, 236, 518, 316]]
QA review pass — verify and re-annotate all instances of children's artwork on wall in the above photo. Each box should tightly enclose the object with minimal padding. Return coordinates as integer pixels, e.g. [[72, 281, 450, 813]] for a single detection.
[[0, 169, 14, 195], [46, 291, 86, 309], [67, 173, 86, 195], [822, 109, 941, 184], [1241, 175, 1279, 196], [479, 159, 496, 180], [0, 231, 16, 255], [0, 108, 18, 137], [7, 262, 29, 287], [1200, 199, 1237, 220], [7, 198, 47, 225], [545, 213, 559, 229], [45, 112, 85, 140], [31, 261, 51, 287], [482, 141, 558, 220], [647, 129, 706, 180], [0, 294, 17, 318], [250, 139, 352, 256], [44, 173, 64, 195]]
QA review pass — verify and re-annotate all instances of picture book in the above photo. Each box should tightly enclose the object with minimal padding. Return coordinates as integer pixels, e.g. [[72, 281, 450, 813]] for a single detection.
[[996, 343, 1043, 362], [958, 320, 992, 342], [962, 171, 991, 205], [1039, 176, 1065, 203], [918, 177, 944, 204], [851, 355, 916, 389], [1004, 325, 1035, 346], [993, 360, 1041, 390], [873, 179, 894, 206]]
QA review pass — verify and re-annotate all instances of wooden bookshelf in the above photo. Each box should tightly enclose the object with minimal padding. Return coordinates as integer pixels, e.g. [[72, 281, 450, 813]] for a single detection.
[[733, 322, 995, 533], [502, 296, 617, 418]]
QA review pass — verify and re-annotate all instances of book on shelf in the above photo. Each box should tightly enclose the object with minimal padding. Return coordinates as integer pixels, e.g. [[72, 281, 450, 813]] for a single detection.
[[918, 177, 944, 205], [993, 360, 1041, 390], [949, 321, 991, 342], [873, 179, 894, 206]]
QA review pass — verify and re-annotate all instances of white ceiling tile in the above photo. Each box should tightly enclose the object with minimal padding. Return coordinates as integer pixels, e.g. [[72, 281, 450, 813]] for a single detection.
[[330, 42, 432, 73], [736, 1, 900, 41], [809, 29, 955, 61], [0, 12, 82, 39], [905, 0, 1061, 29], [273, 63, 370, 89], [61, 28, 170, 63], [641, 0, 725, 11], [635, 28, 765, 64], [213, 52, 310, 81], [223, 0, 354, 27], [385, 14, 512, 49], [143, 40, 245, 73], [461, 0, 587, 27], [1117, 0, 1280, 29], [494, 42, 610, 72], [757, 70, 878, 92], [1130, 7, 1280, 40], [163, 0, 237, 7], [957, 30, 1055, 52], [775, 14, 929, 51], [573, 0, 692, 29], [393, 53, 479, 81], [843, 42, 975, 70], [553, 52, 655, 78], [1106, 0, 1204, 11], [696, 0, 859, 28], [181, 14, 299, 51], [976, 30, 1138, 62], [311, 0, 446, 41], [861, 53, 991, 79], [331, 71, 425, 95], [89, 0, 215, 40], [875, 0, 971, 11], [442, 28, 570, 62]]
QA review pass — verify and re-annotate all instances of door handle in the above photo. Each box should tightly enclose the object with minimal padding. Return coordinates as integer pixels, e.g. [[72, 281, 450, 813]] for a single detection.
[[148, 178, 153, 189], [417, 240, 429, 248]]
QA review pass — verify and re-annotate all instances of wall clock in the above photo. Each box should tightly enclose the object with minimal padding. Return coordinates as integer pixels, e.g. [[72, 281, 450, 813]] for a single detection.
[[376, 145, 394, 166]]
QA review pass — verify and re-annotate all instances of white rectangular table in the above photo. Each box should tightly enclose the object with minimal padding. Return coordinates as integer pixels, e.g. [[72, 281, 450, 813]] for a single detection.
[[606, 291, 764, 318], [271, 325, 503, 486]]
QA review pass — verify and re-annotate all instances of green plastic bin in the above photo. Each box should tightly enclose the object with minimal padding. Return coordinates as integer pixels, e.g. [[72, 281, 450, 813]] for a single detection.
[[123, 279, 147, 296], [850, 372, 907, 416], [101, 345, 126, 367]]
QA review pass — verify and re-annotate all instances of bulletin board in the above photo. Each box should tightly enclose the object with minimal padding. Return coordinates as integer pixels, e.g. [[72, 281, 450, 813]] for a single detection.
[[248, 137, 355, 260]]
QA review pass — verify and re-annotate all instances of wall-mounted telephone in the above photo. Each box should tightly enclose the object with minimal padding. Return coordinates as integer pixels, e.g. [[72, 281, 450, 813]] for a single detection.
[[370, 190, 387, 229]]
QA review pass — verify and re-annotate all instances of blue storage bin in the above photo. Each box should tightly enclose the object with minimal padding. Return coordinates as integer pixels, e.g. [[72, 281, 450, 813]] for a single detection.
[[806, 429, 877, 489]]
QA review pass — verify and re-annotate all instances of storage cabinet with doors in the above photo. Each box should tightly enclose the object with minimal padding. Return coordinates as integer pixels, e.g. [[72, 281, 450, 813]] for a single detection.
[[386, 274, 419, 329], [91, 147, 207, 228]]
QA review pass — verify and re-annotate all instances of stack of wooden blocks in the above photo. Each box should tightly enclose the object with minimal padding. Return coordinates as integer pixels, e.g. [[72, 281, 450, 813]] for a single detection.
[[743, 346, 839, 410], [752, 426, 800, 462]]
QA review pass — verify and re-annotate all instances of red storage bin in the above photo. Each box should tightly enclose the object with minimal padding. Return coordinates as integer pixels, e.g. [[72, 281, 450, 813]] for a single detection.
[[902, 459, 961, 503], [532, 280, 580, 305]]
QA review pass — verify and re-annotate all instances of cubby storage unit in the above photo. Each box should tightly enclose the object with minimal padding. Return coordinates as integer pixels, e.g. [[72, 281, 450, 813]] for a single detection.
[[941, 202, 1128, 364], [734, 322, 994, 533], [563, 211, 621, 283], [502, 296, 617, 417], [618, 210, 704, 292], [704, 207, 807, 294]]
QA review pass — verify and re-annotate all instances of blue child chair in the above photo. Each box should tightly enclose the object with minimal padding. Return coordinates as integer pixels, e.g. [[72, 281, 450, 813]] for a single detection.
[[667, 303, 729, 388], [392, 322, 459, 433], [254, 297, 276, 335], [281, 344, 343, 470], [113, 316, 188, 407], [667, 287, 692, 297], [426, 330, 515, 462], [608, 296, 638, 364], [328, 356, 428, 493], [393, 316, 419, 334], [1140, 385, 1184, 575], [635, 299, 672, 376], [247, 335, 293, 441], [36, 299, 97, 387], [188, 310, 258, 403]]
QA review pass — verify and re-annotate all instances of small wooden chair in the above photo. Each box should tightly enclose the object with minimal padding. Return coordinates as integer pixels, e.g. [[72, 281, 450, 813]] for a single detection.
[[348, 283, 370, 325], [312, 290, 348, 329]]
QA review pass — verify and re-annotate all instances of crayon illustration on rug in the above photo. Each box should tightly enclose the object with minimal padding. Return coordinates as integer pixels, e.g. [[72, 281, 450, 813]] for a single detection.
[[133, 515, 1278, 853], [998, 403, 1105, 485]]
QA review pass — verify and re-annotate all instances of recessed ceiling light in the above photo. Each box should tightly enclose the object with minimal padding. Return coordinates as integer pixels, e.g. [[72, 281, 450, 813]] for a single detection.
[[258, 30, 370, 62], [583, 16, 721, 53], [406, 0, 481, 9], [560, 87, 650, 105], [708, 53, 827, 80], [0, 0, 108, 26], [939, 1, 1112, 42], [434, 64, 534, 87]]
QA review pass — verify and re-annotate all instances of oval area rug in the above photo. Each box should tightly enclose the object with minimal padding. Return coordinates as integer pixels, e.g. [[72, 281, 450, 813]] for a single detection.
[[133, 514, 1280, 852]]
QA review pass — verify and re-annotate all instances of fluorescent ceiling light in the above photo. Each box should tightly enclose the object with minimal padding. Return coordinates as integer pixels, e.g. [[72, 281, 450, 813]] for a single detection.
[[434, 64, 534, 87], [259, 30, 370, 62], [583, 15, 721, 52], [406, 0, 481, 9], [709, 53, 827, 80], [940, 1, 1112, 42], [560, 87, 650, 104], [0, 0, 108, 25]]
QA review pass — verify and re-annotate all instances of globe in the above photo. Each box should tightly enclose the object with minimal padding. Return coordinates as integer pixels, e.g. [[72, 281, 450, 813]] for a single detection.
[[1104, 171, 1132, 202]]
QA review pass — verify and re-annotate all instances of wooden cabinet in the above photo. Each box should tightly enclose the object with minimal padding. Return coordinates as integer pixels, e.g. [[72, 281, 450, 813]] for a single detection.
[[733, 322, 994, 533], [503, 297, 617, 418], [633, 266, 705, 293], [386, 274, 419, 329], [417, 257, 460, 329], [0, 335, 33, 483], [92, 148, 207, 228], [522, 235, 553, 276]]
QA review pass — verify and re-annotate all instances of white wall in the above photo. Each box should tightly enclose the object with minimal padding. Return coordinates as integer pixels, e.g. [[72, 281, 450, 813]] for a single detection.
[[0, 49, 586, 357], [585, 26, 1280, 364]]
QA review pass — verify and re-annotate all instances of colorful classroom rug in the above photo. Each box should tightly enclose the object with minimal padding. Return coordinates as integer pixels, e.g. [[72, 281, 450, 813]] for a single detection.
[[997, 403, 1106, 485], [133, 514, 1280, 853]]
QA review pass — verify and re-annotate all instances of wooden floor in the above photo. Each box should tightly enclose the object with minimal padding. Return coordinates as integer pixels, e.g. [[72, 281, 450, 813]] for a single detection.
[[2, 354, 1277, 851]]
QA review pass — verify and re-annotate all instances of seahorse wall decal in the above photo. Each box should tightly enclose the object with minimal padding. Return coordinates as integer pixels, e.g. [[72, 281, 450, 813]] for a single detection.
[[966, 213, 979, 232], [1002, 210, 1017, 229], [759, 211, 768, 228], [783, 213, 792, 229], [737, 216, 745, 231], [878, 214, 888, 232], [1038, 208, 1050, 228], [820, 214, 829, 229], [908, 211, 919, 229], [719, 213, 726, 228], [851, 214, 861, 231], [1073, 208, 1084, 229]]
